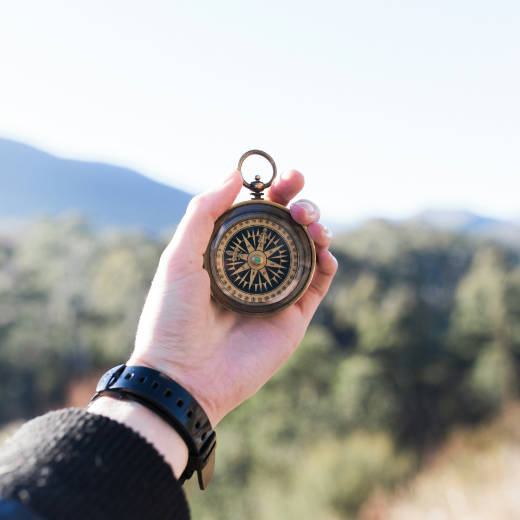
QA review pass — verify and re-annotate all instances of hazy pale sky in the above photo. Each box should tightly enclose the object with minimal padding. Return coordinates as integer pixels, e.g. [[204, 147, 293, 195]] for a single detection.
[[0, 0, 519, 225]]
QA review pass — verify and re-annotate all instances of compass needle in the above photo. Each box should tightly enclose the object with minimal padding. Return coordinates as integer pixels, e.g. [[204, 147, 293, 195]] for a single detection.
[[230, 262, 250, 275], [236, 272, 249, 287], [265, 244, 284, 258], [266, 259, 284, 269], [259, 268, 272, 287], [264, 233, 276, 250], [242, 234, 255, 253], [258, 228, 267, 251], [248, 268, 257, 290], [226, 260, 244, 268]]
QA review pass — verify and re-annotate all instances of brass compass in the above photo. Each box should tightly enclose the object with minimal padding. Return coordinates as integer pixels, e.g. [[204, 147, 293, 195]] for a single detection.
[[204, 150, 316, 315]]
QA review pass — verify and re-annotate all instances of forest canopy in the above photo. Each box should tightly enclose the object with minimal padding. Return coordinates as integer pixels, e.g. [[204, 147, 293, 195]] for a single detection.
[[1, 216, 519, 519]]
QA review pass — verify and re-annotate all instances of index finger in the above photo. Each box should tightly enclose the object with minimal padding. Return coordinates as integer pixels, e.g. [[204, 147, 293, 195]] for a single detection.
[[266, 169, 304, 207]]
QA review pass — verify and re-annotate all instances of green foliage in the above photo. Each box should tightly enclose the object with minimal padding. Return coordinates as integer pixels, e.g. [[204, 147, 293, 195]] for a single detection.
[[0, 217, 163, 419], [449, 246, 520, 411], [1, 216, 520, 518], [333, 354, 398, 430]]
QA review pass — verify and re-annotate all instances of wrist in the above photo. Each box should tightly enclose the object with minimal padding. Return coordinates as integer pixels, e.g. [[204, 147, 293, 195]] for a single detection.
[[92, 363, 218, 489], [88, 395, 189, 480], [127, 354, 220, 426]]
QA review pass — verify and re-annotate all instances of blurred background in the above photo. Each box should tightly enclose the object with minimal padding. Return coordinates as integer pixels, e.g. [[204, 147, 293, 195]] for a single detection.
[[1, 1, 519, 518]]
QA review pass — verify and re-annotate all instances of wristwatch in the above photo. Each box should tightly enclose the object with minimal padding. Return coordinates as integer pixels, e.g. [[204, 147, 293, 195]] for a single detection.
[[91, 364, 217, 490]]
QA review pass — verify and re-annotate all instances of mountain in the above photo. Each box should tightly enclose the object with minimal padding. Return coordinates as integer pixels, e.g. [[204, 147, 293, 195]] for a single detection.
[[410, 209, 506, 232], [408, 209, 520, 248], [0, 138, 192, 233], [2, 137, 518, 245]]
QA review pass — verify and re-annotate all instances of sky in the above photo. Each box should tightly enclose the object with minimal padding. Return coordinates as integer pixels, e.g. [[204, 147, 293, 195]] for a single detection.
[[0, 0, 519, 227]]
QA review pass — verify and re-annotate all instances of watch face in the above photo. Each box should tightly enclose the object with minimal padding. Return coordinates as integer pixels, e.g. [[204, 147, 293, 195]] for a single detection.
[[205, 201, 315, 315]]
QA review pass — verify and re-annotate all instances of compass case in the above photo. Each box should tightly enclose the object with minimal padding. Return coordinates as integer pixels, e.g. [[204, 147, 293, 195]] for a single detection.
[[204, 200, 316, 315]]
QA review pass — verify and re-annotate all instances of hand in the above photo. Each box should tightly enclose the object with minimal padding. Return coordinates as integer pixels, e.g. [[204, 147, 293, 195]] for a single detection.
[[128, 169, 337, 427]]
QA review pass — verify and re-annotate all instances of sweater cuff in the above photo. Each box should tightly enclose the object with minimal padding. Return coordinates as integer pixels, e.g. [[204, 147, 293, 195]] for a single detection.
[[0, 408, 190, 520]]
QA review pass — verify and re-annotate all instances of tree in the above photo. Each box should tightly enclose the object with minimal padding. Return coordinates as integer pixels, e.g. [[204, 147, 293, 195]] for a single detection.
[[450, 245, 520, 411]]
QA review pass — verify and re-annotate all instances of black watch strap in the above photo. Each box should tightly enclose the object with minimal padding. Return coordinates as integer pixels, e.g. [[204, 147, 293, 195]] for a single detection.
[[90, 364, 216, 490]]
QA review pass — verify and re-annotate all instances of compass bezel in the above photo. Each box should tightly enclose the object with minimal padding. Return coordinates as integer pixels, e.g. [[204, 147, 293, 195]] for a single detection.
[[204, 200, 316, 315]]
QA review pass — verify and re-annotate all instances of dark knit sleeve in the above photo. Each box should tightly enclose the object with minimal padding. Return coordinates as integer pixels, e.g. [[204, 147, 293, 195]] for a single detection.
[[0, 408, 190, 520]]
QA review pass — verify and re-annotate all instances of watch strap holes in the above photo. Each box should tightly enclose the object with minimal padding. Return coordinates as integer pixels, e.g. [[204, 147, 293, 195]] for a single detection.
[[93, 364, 217, 490]]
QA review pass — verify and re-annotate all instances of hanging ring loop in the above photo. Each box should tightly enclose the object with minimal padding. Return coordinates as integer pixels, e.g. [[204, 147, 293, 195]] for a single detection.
[[237, 150, 277, 194]]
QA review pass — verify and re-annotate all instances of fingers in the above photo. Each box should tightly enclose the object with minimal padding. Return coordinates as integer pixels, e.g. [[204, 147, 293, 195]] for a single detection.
[[289, 196, 335, 319], [161, 170, 243, 277], [297, 248, 338, 321], [307, 222, 333, 250], [290, 199, 321, 226], [266, 169, 304, 206]]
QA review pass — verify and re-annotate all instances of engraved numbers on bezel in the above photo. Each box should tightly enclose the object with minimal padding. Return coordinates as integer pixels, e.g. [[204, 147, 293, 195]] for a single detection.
[[214, 217, 298, 305]]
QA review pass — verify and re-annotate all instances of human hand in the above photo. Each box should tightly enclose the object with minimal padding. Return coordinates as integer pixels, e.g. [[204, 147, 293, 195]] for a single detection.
[[128, 169, 337, 427]]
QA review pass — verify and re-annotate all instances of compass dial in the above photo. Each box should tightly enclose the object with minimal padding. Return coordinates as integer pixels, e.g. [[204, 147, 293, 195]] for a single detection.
[[205, 201, 316, 315], [218, 218, 297, 302]]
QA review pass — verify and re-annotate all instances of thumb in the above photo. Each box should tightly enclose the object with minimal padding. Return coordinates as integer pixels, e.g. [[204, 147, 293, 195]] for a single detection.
[[161, 170, 243, 277]]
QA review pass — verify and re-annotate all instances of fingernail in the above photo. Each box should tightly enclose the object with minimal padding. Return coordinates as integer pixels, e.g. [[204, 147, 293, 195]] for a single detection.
[[281, 170, 292, 181], [297, 201, 318, 218]]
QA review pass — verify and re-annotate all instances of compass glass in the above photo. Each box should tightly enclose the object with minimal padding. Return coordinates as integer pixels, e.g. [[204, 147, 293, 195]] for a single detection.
[[224, 224, 291, 294], [218, 217, 298, 304], [205, 201, 315, 315]]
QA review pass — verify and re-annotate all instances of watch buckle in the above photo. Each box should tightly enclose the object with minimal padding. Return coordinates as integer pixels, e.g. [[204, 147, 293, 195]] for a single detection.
[[193, 432, 217, 490]]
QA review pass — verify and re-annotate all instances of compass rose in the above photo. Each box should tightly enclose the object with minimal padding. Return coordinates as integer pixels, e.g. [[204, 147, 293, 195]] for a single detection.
[[224, 225, 290, 294]]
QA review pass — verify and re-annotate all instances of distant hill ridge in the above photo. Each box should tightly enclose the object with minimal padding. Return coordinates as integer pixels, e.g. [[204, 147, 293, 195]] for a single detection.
[[0, 138, 192, 233], [407, 209, 520, 247], [1, 137, 519, 244]]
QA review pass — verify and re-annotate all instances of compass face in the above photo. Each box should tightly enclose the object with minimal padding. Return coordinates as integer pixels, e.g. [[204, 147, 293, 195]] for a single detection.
[[205, 201, 316, 315], [219, 218, 297, 301], [224, 225, 292, 294]]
